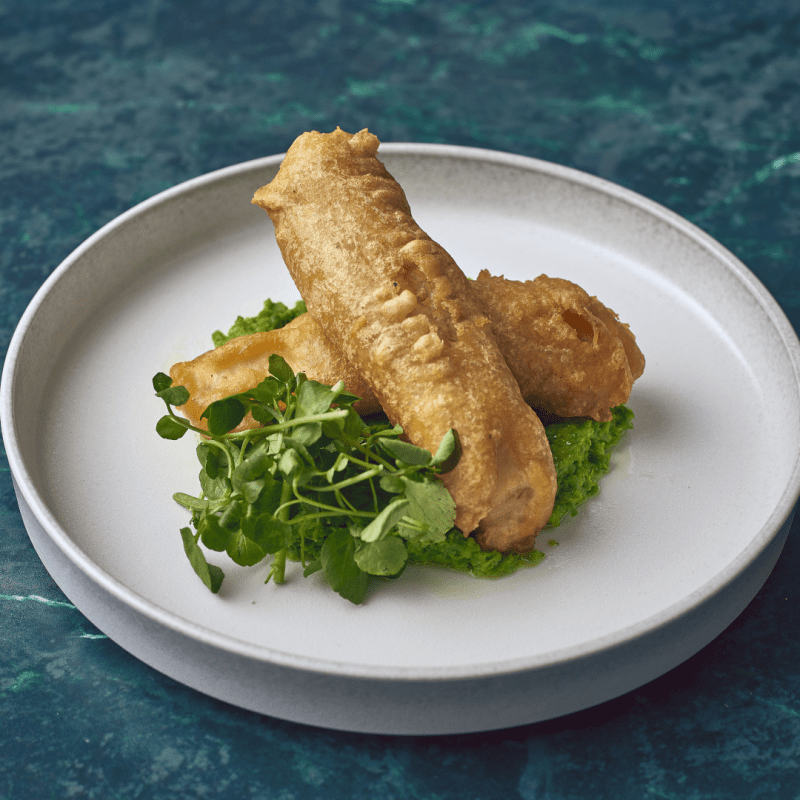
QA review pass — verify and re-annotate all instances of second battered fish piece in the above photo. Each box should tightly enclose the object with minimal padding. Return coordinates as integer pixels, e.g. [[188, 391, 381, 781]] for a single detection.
[[252, 127, 557, 553], [168, 314, 376, 431], [472, 271, 645, 422]]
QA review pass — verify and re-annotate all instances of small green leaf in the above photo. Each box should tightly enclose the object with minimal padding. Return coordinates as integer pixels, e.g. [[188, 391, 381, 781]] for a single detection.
[[291, 421, 322, 446], [157, 385, 190, 406], [202, 397, 247, 435], [430, 428, 461, 473], [244, 514, 291, 554], [321, 415, 346, 439], [321, 529, 368, 604], [196, 442, 225, 478], [199, 468, 230, 501], [219, 500, 242, 531], [344, 407, 367, 439], [180, 527, 224, 593], [296, 379, 338, 416], [233, 451, 274, 503], [368, 423, 403, 443], [254, 480, 285, 518], [354, 537, 408, 576], [303, 559, 323, 577], [225, 530, 267, 567], [173, 492, 209, 511], [277, 447, 304, 478], [399, 476, 456, 543], [249, 375, 283, 406], [236, 448, 273, 478], [379, 474, 405, 494], [156, 415, 188, 440], [325, 452, 349, 483], [198, 512, 233, 552], [152, 372, 173, 393], [252, 405, 280, 425], [377, 437, 432, 466], [358, 497, 410, 542], [237, 478, 266, 504], [269, 353, 295, 384]]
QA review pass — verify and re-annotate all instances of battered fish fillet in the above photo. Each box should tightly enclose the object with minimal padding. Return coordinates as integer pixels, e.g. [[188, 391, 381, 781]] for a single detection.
[[169, 314, 376, 432], [171, 271, 645, 427], [251, 127, 557, 553], [472, 271, 645, 422]]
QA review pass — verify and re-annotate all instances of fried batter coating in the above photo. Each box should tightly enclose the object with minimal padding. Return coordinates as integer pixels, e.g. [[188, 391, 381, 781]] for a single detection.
[[472, 271, 645, 422], [169, 314, 375, 431], [251, 127, 557, 552], [171, 270, 644, 428]]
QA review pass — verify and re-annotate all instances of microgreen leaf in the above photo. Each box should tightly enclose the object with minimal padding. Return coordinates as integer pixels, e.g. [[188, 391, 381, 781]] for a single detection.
[[379, 474, 405, 494], [197, 442, 225, 478], [325, 452, 348, 483], [225, 530, 267, 567], [232, 451, 275, 503], [296, 379, 339, 416], [202, 397, 247, 435], [197, 512, 234, 552], [376, 437, 432, 466], [199, 468, 230, 502], [344, 407, 366, 439], [358, 497, 410, 543], [248, 375, 283, 406], [398, 476, 456, 543], [303, 559, 323, 577], [219, 500, 242, 531], [430, 428, 461, 473], [157, 385, 190, 406], [268, 353, 295, 384], [354, 537, 408, 576], [244, 514, 290, 554], [277, 447, 304, 478], [173, 492, 209, 511], [152, 372, 173, 393], [321, 529, 368, 604], [156, 415, 189, 440], [290, 421, 323, 446], [180, 527, 224, 593]]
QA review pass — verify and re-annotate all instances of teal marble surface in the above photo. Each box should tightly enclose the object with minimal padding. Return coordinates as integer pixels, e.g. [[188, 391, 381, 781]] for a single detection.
[[2, 0, 800, 797]]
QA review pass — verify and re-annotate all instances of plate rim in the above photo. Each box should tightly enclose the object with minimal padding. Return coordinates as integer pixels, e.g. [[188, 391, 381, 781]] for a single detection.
[[3, 142, 800, 682]]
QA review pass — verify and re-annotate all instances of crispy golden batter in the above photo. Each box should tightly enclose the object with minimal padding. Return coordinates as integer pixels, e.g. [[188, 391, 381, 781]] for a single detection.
[[251, 127, 557, 552], [171, 270, 644, 427], [472, 271, 644, 422], [169, 314, 376, 430]]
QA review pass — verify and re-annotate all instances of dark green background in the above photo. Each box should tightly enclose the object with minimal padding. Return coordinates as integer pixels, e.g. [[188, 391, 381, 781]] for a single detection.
[[2, 1, 799, 797]]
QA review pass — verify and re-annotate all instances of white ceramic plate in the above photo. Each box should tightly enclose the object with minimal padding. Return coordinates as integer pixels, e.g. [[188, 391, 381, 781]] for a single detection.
[[3, 145, 800, 735]]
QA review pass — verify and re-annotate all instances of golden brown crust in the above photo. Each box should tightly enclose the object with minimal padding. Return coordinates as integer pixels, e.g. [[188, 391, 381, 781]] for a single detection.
[[251, 128, 557, 550], [168, 314, 377, 431], [472, 271, 645, 422], [170, 268, 645, 430]]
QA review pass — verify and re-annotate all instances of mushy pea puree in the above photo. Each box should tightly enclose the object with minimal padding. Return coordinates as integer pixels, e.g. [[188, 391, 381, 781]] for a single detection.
[[213, 299, 633, 577]]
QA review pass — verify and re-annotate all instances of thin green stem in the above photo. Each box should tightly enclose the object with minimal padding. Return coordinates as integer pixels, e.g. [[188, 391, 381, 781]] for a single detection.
[[268, 549, 286, 584], [200, 438, 235, 480], [220, 408, 349, 441], [335, 488, 358, 513], [308, 466, 383, 493], [289, 509, 374, 524]]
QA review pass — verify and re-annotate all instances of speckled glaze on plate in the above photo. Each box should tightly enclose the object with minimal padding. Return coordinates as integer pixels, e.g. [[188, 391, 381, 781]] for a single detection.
[[2, 145, 799, 734]]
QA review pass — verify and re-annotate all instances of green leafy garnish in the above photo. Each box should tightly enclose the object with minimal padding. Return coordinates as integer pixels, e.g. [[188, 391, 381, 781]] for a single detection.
[[153, 358, 459, 604], [156, 297, 635, 603]]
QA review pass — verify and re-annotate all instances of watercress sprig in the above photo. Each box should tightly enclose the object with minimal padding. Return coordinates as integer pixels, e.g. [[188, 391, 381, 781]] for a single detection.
[[153, 355, 461, 604]]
